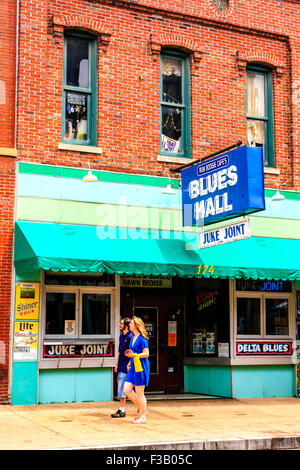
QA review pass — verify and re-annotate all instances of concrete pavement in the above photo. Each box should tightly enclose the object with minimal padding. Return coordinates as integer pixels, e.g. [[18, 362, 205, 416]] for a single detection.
[[0, 396, 300, 450]]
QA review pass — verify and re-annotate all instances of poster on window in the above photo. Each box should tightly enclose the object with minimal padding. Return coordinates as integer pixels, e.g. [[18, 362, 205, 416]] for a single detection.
[[161, 134, 181, 153], [168, 321, 177, 347], [192, 333, 203, 354], [15, 282, 40, 320], [13, 321, 38, 360]]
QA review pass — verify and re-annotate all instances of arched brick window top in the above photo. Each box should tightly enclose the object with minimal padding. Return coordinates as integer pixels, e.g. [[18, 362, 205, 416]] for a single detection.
[[51, 15, 111, 51], [150, 34, 203, 69], [236, 50, 285, 83]]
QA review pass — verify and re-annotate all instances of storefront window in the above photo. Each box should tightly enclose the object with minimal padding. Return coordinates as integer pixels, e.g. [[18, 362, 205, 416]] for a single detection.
[[44, 273, 115, 339], [187, 279, 230, 357], [266, 299, 289, 336], [82, 293, 110, 335], [235, 280, 291, 338], [46, 293, 76, 335], [237, 298, 260, 335]]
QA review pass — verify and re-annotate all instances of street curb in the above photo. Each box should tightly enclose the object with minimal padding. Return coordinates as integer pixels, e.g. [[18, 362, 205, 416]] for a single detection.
[[60, 435, 300, 451]]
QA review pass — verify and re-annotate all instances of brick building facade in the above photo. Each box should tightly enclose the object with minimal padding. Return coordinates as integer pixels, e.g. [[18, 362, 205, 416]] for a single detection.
[[1, 0, 300, 404], [14, 0, 299, 184], [0, 0, 17, 404]]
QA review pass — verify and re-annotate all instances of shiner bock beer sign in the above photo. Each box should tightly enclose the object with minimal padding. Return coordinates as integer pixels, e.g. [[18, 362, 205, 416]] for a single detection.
[[181, 145, 265, 227], [15, 282, 40, 320]]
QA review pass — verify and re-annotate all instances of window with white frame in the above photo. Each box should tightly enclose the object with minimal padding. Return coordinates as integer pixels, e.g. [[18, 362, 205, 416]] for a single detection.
[[44, 272, 115, 339], [235, 279, 292, 338]]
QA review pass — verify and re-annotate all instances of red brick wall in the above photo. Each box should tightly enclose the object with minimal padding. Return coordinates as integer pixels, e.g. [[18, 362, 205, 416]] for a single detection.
[[15, 0, 300, 190], [0, 0, 16, 148], [0, 0, 296, 405], [0, 1, 17, 404], [0, 156, 16, 404]]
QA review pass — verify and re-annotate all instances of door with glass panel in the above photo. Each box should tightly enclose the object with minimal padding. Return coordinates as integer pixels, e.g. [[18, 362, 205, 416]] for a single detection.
[[134, 296, 183, 393]]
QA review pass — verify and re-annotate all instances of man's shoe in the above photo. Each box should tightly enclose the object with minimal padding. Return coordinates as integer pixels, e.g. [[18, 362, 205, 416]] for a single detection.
[[111, 409, 126, 418]]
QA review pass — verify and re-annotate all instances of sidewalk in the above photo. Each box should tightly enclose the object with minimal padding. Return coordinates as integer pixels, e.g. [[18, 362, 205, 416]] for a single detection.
[[0, 397, 299, 450]]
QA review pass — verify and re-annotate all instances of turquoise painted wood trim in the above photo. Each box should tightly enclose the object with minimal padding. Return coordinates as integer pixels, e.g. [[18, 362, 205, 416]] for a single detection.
[[16, 196, 198, 233], [12, 362, 38, 405], [232, 365, 296, 398], [17, 163, 300, 201], [18, 162, 181, 188], [17, 173, 300, 222], [184, 365, 232, 398], [17, 196, 300, 239], [17, 174, 181, 209], [38, 368, 112, 404]]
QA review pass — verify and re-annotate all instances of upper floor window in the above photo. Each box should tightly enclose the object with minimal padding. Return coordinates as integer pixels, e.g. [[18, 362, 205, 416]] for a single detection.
[[62, 31, 97, 145], [246, 65, 274, 167], [160, 50, 190, 158]]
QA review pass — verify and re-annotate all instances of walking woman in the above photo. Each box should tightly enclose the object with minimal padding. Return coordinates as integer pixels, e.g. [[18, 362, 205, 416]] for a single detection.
[[123, 316, 150, 424]]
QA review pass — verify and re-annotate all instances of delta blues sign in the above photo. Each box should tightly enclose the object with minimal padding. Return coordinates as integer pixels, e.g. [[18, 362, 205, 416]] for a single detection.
[[181, 145, 265, 226], [236, 342, 292, 356]]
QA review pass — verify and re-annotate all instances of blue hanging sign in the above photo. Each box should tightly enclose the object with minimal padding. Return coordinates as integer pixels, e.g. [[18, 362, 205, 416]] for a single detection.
[[181, 145, 265, 226]]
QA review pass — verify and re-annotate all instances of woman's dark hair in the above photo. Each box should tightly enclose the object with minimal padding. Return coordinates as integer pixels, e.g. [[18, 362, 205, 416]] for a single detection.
[[122, 317, 131, 327]]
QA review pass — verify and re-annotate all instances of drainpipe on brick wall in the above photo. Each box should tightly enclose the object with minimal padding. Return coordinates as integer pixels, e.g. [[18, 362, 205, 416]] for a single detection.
[[14, 0, 19, 149], [7, 0, 20, 404]]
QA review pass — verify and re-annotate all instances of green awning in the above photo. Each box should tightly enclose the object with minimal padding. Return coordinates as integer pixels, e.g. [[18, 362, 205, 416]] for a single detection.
[[14, 221, 300, 280]]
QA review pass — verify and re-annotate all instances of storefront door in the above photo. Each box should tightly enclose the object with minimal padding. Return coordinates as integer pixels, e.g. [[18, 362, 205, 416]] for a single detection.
[[134, 296, 183, 393]]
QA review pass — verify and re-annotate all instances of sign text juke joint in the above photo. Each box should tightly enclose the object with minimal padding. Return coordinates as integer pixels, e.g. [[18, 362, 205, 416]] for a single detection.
[[43, 343, 114, 358]]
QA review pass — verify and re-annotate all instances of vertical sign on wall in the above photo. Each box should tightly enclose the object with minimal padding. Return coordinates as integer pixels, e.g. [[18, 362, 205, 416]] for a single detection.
[[15, 282, 40, 320], [13, 321, 39, 360], [14, 282, 40, 361]]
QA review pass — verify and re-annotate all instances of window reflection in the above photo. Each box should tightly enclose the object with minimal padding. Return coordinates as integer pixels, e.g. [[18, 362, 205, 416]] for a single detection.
[[161, 107, 182, 153], [66, 37, 89, 88], [162, 58, 182, 104], [266, 299, 289, 335], [82, 294, 110, 335], [65, 92, 88, 141], [237, 298, 261, 335], [46, 293, 76, 335], [161, 56, 184, 154]]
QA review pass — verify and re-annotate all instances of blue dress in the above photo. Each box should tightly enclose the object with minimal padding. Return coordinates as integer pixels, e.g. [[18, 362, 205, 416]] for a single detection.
[[125, 334, 150, 387]]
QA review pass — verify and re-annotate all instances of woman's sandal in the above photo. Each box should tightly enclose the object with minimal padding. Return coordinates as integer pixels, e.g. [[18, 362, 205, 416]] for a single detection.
[[133, 409, 149, 422], [132, 417, 147, 424]]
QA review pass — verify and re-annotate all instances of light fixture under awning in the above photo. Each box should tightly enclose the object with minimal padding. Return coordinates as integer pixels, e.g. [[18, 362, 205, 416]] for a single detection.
[[14, 221, 300, 280]]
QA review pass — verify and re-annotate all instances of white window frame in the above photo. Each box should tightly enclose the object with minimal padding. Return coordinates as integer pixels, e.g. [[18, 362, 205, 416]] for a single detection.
[[235, 291, 293, 340], [43, 285, 115, 341]]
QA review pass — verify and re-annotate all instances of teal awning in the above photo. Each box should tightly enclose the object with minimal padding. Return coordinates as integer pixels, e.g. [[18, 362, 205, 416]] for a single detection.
[[14, 221, 300, 280]]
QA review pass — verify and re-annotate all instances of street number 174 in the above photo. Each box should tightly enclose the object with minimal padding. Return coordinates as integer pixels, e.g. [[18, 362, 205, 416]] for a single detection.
[[197, 265, 214, 275]]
